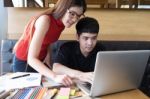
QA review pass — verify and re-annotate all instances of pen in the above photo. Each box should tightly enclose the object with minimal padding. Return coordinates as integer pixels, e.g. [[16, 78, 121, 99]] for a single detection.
[[11, 74, 30, 79], [0, 90, 5, 95]]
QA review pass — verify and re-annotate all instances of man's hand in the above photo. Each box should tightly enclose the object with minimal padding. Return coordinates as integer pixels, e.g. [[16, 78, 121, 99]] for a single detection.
[[77, 72, 94, 84]]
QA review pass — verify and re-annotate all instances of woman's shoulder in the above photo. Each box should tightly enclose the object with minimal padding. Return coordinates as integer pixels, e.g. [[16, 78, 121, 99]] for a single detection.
[[37, 15, 51, 22], [35, 15, 51, 27], [34, 15, 51, 32]]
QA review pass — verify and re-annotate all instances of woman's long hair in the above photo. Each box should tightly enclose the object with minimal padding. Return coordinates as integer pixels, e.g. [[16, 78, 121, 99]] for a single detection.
[[19, 0, 87, 58]]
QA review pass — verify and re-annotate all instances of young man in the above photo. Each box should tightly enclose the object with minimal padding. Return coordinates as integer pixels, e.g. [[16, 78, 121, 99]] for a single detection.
[[53, 17, 105, 85]]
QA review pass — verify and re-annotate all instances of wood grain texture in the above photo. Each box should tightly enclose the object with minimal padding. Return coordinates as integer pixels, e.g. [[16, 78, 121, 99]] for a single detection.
[[7, 8, 150, 41]]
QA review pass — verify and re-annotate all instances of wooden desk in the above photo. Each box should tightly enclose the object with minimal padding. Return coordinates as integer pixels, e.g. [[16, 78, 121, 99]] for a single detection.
[[75, 89, 149, 99], [0, 73, 149, 99]]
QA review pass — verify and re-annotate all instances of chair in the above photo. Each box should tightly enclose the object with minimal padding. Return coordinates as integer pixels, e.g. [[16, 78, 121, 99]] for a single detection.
[[0, 39, 17, 75], [0, 39, 66, 75]]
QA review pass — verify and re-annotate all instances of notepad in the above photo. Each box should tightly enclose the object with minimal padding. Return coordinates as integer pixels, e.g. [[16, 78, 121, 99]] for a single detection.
[[56, 87, 70, 99], [70, 89, 76, 96]]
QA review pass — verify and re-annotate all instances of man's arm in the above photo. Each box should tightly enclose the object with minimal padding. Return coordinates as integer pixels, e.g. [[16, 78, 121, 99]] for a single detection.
[[53, 63, 81, 78], [53, 63, 93, 83], [53, 42, 93, 83]]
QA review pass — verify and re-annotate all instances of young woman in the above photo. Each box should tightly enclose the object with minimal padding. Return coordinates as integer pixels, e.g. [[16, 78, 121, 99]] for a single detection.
[[12, 0, 87, 86]]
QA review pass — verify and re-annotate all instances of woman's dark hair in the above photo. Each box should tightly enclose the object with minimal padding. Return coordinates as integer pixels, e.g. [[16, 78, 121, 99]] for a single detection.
[[76, 17, 100, 36], [70, 0, 87, 14]]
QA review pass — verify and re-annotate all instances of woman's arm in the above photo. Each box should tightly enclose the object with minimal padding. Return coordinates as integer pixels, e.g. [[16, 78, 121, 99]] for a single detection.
[[27, 15, 73, 86], [43, 47, 51, 69], [28, 15, 54, 77]]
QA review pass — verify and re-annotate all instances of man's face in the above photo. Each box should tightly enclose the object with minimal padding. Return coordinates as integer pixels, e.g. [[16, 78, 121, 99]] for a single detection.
[[77, 33, 98, 55]]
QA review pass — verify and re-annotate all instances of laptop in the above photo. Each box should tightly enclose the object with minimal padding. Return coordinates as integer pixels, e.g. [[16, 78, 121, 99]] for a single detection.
[[76, 50, 150, 97]]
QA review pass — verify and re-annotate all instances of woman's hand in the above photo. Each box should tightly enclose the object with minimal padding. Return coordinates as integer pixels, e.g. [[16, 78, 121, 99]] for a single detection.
[[53, 74, 74, 86]]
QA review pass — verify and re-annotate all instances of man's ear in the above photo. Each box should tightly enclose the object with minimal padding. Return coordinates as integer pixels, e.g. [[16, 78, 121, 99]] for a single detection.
[[76, 34, 79, 41]]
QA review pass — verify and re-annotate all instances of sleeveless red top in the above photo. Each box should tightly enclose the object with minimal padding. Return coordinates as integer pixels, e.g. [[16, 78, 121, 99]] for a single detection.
[[16, 15, 65, 61]]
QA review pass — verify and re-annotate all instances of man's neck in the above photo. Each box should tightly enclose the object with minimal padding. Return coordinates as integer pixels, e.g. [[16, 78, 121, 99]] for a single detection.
[[80, 49, 89, 57]]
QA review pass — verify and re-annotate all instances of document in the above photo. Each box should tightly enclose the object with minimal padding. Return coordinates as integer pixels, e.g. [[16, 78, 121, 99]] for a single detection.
[[0, 72, 42, 90]]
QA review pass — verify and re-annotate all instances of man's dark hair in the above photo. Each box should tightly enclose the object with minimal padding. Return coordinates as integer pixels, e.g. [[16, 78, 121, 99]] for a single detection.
[[76, 17, 99, 36]]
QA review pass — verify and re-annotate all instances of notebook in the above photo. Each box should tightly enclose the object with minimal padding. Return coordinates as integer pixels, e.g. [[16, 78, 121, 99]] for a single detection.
[[77, 50, 150, 97]]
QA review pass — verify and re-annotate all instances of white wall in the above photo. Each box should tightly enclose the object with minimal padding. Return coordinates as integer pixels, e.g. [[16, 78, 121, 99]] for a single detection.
[[0, 0, 8, 75]]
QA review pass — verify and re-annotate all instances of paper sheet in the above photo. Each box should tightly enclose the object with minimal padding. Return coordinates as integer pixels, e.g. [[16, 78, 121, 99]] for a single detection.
[[0, 72, 41, 90]]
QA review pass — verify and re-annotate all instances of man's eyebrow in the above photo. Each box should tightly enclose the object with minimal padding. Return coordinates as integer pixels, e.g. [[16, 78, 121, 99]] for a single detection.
[[82, 36, 97, 38], [92, 36, 97, 38]]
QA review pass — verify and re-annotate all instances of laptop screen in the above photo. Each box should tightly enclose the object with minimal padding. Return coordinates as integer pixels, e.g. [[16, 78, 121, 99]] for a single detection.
[[77, 50, 150, 97]]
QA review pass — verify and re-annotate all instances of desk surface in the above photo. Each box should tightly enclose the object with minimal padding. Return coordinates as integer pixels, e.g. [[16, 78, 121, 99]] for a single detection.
[[1, 74, 149, 99], [75, 89, 149, 99]]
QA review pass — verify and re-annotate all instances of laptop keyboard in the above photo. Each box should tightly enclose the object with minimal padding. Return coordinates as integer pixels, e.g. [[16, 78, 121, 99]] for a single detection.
[[83, 82, 92, 90]]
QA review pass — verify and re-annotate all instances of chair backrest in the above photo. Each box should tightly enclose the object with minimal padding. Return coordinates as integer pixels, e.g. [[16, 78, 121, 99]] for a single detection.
[[0, 39, 17, 75], [50, 40, 69, 65], [0, 39, 67, 75]]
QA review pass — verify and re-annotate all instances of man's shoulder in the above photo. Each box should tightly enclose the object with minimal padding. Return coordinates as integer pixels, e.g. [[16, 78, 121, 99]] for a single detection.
[[62, 41, 78, 47], [95, 42, 106, 51]]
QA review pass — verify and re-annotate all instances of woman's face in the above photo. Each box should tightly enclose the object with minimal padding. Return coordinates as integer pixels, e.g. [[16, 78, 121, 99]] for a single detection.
[[62, 6, 84, 28]]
